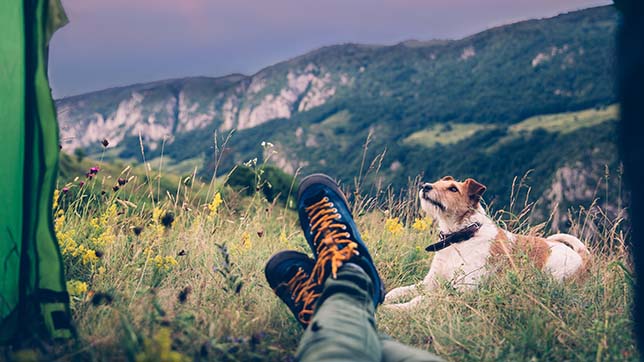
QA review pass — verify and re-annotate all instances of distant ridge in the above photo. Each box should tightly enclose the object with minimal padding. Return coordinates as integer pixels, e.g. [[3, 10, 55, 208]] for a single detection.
[[56, 5, 620, 227]]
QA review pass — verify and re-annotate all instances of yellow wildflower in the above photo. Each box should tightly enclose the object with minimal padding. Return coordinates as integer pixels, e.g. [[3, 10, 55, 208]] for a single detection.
[[90, 217, 100, 229], [100, 204, 118, 227], [52, 189, 59, 211], [189, 215, 203, 234], [385, 217, 404, 235], [82, 248, 99, 265], [136, 328, 189, 362], [279, 230, 289, 246], [229, 231, 253, 254], [85, 204, 118, 250], [92, 230, 113, 249], [153, 255, 178, 271], [55, 214, 65, 233], [66, 280, 88, 296], [147, 207, 167, 239], [208, 192, 223, 217], [241, 231, 251, 249], [362, 231, 372, 244], [152, 223, 165, 238], [412, 217, 432, 232], [58, 234, 78, 256], [71, 244, 86, 258], [153, 255, 163, 268], [56, 215, 78, 257], [152, 207, 164, 223]]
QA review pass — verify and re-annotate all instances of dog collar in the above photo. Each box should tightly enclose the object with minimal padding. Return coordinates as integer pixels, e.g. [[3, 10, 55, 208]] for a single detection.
[[425, 222, 482, 252]]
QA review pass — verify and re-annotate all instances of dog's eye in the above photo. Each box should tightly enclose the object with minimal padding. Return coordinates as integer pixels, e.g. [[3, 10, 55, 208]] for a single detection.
[[448, 186, 458, 192]]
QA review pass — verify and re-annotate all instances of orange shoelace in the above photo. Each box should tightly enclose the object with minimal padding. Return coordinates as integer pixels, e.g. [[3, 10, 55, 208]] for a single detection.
[[281, 196, 358, 324], [305, 197, 359, 283], [285, 268, 321, 324]]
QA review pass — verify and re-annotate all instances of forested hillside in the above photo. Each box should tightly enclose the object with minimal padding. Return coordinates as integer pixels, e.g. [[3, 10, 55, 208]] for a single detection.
[[57, 6, 620, 229]]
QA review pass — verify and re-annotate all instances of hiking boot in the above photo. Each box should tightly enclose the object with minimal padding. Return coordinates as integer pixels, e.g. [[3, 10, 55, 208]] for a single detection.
[[265, 250, 322, 327], [297, 173, 385, 306]]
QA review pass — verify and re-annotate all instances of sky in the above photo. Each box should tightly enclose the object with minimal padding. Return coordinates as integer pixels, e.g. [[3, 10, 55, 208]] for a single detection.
[[49, 0, 612, 98]]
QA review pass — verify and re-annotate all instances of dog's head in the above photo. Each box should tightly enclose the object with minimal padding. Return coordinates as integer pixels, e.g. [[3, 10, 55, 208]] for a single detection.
[[418, 176, 486, 227]]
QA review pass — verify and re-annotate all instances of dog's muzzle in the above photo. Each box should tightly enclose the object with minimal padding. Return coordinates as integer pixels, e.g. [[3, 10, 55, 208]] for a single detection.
[[420, 183, 432, 200], [419, 184, 445, 212]]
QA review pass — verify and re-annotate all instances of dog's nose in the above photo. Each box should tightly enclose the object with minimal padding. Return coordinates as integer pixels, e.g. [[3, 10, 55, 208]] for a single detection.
[[421, 183, 433, 192]]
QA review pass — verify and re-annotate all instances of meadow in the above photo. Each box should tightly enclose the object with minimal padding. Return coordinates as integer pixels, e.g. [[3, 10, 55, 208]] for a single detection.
[[44, 148, 637, 362]]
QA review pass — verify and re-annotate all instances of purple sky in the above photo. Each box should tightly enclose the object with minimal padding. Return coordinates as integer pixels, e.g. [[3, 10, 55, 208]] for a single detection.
[[49, 0, 611, 98]]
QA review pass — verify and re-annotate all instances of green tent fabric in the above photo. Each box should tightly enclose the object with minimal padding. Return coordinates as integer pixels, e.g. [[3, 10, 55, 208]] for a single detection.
[[0, 0, 73, 344]]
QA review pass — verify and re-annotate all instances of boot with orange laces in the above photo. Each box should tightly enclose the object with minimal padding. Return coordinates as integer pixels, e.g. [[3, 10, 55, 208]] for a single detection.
[[266, 174, 443, 362], [264, 250, 320, 327], [297, 173, 385, 307]]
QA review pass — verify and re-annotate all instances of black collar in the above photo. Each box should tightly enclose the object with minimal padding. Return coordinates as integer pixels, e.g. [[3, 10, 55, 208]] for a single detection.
[[425, 222, 482, 252]]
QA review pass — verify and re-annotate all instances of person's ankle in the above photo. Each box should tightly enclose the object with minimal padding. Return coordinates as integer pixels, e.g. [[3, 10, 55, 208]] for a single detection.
[[336, 262, 376, 304]]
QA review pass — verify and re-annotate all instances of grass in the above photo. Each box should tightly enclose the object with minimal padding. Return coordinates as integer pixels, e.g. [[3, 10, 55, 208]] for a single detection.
[[146, 156, 206, 177], [509, 104, 619, 134], [403, 123, 497, 148], [485, 105, 620, 154], [18, 153, 637, 361], [319, 110, 351, 128], [404, 105, 619, 152], [307, 110, 354, 152]]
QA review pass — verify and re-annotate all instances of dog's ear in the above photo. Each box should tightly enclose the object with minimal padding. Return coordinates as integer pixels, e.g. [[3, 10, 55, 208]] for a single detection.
[[464, 178, 486, 203], [441, 176, 454, 181]]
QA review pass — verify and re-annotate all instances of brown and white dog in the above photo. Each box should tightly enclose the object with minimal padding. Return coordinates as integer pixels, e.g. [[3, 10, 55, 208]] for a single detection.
[[384, 176, 590, 309]]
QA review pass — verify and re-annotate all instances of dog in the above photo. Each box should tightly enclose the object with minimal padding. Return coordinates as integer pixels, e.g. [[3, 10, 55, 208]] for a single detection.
[[383, 176, 590, 309]]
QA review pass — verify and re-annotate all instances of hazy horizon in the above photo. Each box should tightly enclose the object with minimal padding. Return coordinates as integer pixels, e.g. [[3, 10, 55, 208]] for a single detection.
[[49, 0, 611, 98]]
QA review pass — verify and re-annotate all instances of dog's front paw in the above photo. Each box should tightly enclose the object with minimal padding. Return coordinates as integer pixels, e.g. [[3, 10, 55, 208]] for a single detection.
[[382, 296, 424, 311], [383, 292, 396, 304], [384, 287, 409, 304]]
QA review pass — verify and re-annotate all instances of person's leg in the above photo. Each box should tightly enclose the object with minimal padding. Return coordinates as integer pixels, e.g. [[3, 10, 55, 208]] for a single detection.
[[265, 253, 442, 362], [296, 263, 381, 362], [293, 173, 385, 361], [265, 252, 383, 361], [266, 174, 444, 362], [380, 335, 443, 362]]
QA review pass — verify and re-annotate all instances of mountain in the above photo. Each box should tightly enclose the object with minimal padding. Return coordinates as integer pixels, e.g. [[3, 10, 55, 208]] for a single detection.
[[56, 6, 622, 229]]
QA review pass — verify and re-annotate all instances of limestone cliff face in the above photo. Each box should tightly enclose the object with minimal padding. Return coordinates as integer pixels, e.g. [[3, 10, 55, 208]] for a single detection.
[[542, 164, 597, 231], [539, 161, 625, 235], [57, 63, 350, 153]]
